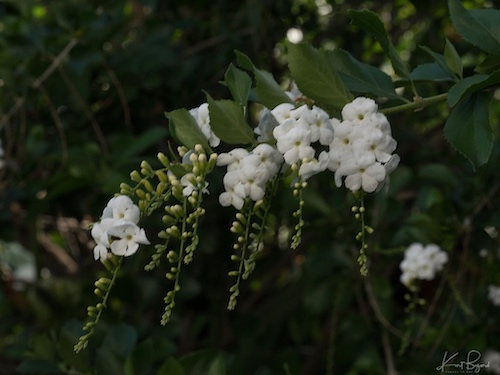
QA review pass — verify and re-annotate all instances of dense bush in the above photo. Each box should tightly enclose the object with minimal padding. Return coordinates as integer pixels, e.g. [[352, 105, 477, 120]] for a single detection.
[[1, 0, 499, 374]]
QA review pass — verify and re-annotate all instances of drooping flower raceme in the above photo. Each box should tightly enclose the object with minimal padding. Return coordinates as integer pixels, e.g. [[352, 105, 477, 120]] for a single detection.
[[327, 97, 400, 193], [399, 243, 448, 287], [91, 195, 150, 260]]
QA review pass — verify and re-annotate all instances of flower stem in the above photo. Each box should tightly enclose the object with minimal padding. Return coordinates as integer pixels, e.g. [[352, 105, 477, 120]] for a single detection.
[[380, 93, 448, 115]]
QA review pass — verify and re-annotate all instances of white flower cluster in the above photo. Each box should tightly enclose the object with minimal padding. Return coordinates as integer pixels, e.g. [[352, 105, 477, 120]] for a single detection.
[[189, 103, 220, 148], [256, 97, 400, 191], [271, 103, 334, 181], [399, 243, 448, 287], [327, 97, 400, 193], [91, 195, 150, 260], [193, 96, 400, 211], [217, 144, 283, 209], [488, 285, 500, 306]]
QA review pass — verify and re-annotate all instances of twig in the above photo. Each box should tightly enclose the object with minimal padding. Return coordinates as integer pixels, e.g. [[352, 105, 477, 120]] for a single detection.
[[57, 66, 109, 155], [32, 38, 79, 89], [364, 276, 403, 338], [104, 61, 132, 131], [382, 330, 399, 375], [411, 274, 446, 352], [0, 38, 79, 130], [38, 83, 68, 166]]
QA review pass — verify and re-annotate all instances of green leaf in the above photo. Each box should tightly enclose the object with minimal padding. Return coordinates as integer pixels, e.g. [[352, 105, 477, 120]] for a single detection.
[[444, 38, 463, 78], [165, 108, 212, 151], [222, 63, 252, 106], [235, 51, 293, 109], [449, 0, 500, 55], [326, 48, 402, 101], [286, 42, 353, 110], [102, 324, 138, 358], [420, 46, 458, 81], [157, 357, 186, 375], [206, 93, 255, 145], [349, 9, 411, 80], [444, 93, 492, 169], [476, 54, 500, 74], [410, 63, 456, 82], [447, 70, 500, 107]]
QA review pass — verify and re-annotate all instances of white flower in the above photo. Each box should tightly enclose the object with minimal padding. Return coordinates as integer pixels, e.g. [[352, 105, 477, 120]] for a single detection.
[[271, 103, 295, 123], [335, 151, 386, 193], [309, 106, 335, 145], [102, 195, 140, 224], [274, 121, 314, 165], [180, 172, 209, 197], [107, 220, 150, 257], [189, 102, 220, 147], [252, 143, 283, 177], [219, 183, 246, 210], [216, 148, 250, 171], [341, 97, 378, 122], [399, 243, 448, 287], [488, 285, 500, 306], [90, 196, 148, 259], [299, 151, 329, 181]]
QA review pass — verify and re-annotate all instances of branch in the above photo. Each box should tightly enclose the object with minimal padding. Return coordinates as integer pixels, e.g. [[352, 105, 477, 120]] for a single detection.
[[380, 93, 448, 115]]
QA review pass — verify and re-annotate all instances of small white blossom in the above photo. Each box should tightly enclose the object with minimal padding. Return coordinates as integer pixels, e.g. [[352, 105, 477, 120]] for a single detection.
[[189, 102, 220, 147], [488, 285, 500, 306], [90, 195, 149, 259], [399, 243, 448, 287], [102, 195, 140, 224], [180, 172, 209, 197], [107, 220, 150, 257]]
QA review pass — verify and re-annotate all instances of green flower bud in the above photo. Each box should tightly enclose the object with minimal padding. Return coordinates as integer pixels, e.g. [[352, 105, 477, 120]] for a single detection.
[[157, 152, 170, 167], [130, 170, 142, 182], [143, 179, 154, 192]]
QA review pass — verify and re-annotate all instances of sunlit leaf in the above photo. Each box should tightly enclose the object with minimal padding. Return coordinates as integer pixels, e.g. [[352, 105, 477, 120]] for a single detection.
[[222, 63, 252, 106], [165, 109, 211, 151], [286, 42, 352, 110], [206, 93, 255, 145], [235, 51, 293, 109]]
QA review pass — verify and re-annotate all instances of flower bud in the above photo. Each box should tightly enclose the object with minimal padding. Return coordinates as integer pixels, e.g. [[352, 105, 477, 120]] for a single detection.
[[157, 152, 170, 167], [130, 170, 142, 182]]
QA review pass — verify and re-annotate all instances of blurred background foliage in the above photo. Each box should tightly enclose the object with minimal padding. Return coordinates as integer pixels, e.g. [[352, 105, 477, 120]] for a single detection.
[[0, 0, 499, 374]]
